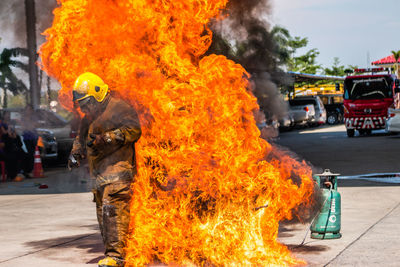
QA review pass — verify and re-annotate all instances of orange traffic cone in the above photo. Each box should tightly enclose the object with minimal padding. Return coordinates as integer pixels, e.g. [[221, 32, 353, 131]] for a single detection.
[[33, 146, 44, 178], [37, 136, 44, 148]]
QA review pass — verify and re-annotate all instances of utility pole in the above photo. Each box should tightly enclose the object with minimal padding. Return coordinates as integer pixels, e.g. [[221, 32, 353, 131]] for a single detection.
[[25, 0, 40, 110]]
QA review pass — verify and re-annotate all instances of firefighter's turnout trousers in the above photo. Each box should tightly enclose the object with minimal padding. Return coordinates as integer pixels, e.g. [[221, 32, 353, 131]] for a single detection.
[[94, 180, 132, 259]]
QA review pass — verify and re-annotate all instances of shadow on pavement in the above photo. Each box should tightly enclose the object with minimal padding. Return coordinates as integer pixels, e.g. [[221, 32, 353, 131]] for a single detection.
[[278, 225, 296, 238], [24, 231, 103, 256], [287, 243, 329, 253], [278, 224, 330, 254], [278, 232, 295, 238]]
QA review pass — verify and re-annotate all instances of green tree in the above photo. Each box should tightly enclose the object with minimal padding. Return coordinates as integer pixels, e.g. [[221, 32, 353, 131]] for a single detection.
[[271, 25, 321, 74], [324, 57, 346, 76], [391, 50, 400, 77], [289, 48, 321, 74], [346, 65, 358, 72], [8, 94, 26, 108], [0, 48, 29, 108], [270, 25, 292, 67]]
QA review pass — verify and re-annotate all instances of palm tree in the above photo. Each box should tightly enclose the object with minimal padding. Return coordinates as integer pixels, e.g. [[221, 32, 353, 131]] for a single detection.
[[270, 25, 292, 67], [391, 50, 400, 77], [0, 48, 29, 108]]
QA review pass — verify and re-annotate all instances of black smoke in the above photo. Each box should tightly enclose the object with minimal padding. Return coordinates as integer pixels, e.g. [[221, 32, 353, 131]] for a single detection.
[[0, 0, 57, 49], [206, 0, 289, 122]]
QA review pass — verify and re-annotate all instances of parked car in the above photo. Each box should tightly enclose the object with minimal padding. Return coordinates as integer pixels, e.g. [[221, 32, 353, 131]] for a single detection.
[[36, 128, 58, 160], [33, 109, 76, 161], [0, 108, 75, 162], [318, 94, 344, 125], [386, 108, 400, 133], [278, 111, 295, 131], [289, 96, 326, 126], [288, 100, 315, 126]]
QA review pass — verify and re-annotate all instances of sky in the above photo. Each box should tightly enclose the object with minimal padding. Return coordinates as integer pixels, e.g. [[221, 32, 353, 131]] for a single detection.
[[271, 0, 400, 69]]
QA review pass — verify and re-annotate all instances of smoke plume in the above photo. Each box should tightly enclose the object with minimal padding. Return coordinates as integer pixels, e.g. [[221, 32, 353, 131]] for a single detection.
[[210, 0, 324, 224], [0, 0, 57, 49], [207, 0, 289, 122]]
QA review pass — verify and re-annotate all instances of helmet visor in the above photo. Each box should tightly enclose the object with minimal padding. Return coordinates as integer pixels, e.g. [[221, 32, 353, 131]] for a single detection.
[[73, 91, 87, 102], [77, 96, 92, 108]]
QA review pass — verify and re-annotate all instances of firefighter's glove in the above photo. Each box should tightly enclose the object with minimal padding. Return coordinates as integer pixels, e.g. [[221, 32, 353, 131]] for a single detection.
[[103, 129, 125, 146], [68, 153, 83, 170], [87, 133, 105, 148]]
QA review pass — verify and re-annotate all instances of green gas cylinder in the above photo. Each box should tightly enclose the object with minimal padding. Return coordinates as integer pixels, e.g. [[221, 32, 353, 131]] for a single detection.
[[310, 169, 342, 239]]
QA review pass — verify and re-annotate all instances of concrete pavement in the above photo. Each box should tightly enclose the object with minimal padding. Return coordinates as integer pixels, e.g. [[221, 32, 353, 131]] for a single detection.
[[279, 186, 400, 266], [0, 170, 102, 267], [2, 174, 399, 267], [0, 193, 102, 267], [1, 125, 400, 266], [276, 124, 400, 266]]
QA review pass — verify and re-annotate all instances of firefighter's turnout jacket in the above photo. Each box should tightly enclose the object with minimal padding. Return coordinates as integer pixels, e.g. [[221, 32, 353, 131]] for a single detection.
[[71, 95, 141, 260], [71, 96, 141, 186]]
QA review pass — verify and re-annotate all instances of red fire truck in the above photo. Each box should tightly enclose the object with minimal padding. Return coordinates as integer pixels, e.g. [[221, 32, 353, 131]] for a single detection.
[[343, 68, 400, 137]]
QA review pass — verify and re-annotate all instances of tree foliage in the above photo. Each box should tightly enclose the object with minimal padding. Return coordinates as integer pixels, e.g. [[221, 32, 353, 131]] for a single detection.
[[392, 50, 400, 76], [323, 57, 346, 76], [0, 48, 29, 93], [289, 48, 321, 74], [392, 50, 400, 62], [270, 25, 321, 74], [0, 48, 29, 107]]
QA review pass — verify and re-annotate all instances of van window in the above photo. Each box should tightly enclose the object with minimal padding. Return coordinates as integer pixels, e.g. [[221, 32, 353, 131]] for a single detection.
[[289, 99, 316, 106]]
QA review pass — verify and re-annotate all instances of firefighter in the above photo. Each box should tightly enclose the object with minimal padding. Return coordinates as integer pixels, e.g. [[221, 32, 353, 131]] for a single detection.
[[68, 72, 141, 267]]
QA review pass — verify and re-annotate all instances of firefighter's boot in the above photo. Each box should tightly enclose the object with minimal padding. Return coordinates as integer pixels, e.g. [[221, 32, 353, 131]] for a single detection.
[[98, 256, 124, 267]]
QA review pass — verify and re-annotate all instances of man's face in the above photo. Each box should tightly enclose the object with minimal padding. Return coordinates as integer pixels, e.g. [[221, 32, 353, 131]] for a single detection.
[[77, 97, 98, 115]]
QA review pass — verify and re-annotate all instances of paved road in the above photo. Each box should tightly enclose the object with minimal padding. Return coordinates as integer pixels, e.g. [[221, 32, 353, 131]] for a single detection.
[[1, 125, 400, 266], [275, 125, 400, 176]]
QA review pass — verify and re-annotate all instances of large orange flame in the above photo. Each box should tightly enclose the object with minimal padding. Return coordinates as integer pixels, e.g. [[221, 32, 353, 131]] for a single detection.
[[39, 0, 315, 266]]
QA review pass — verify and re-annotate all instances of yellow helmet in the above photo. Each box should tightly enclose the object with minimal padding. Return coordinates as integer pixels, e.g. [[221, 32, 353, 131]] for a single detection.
[[72, 72, 109, 103]]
